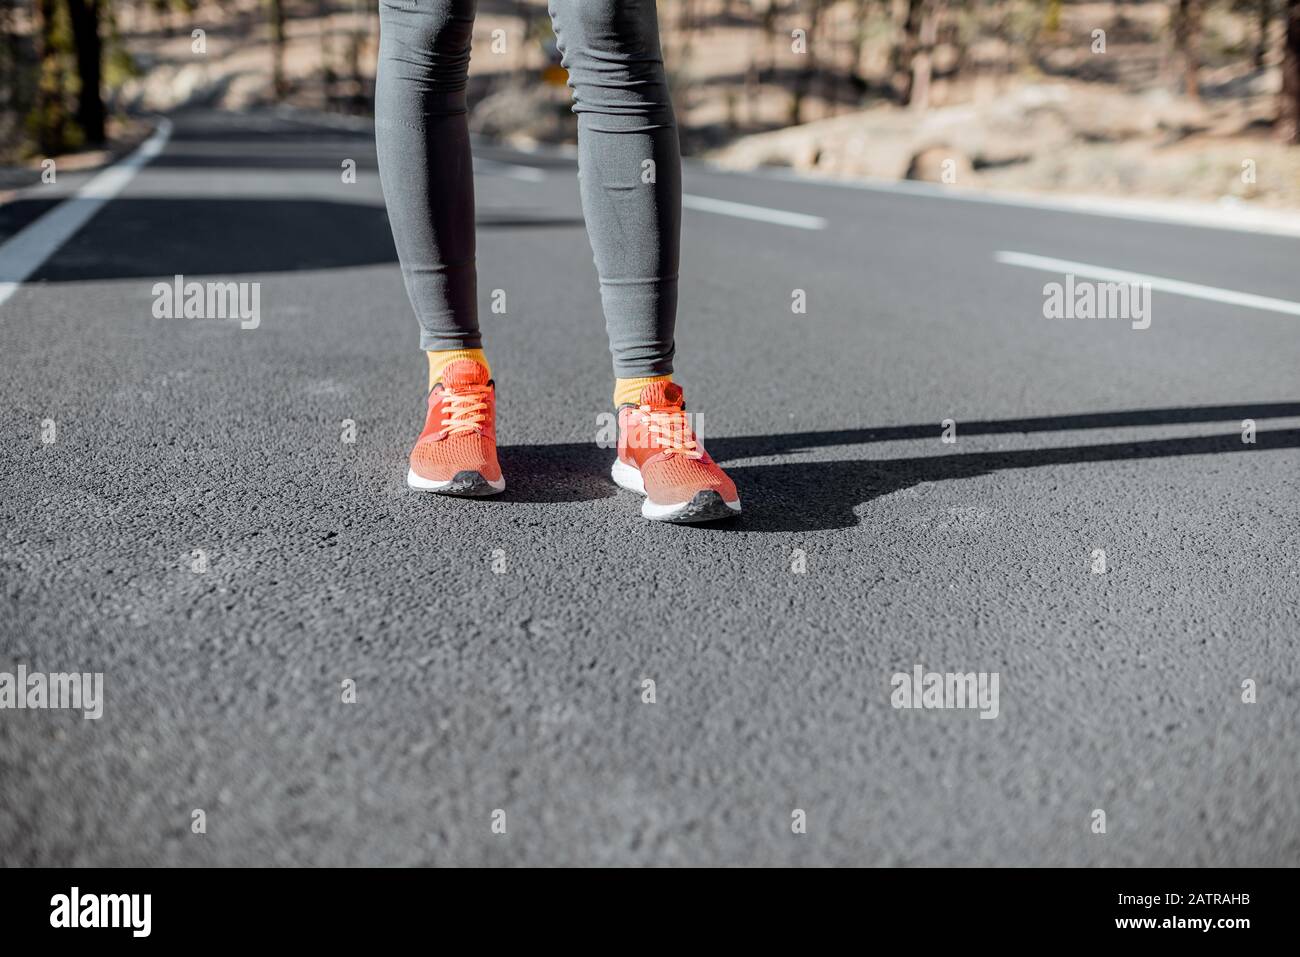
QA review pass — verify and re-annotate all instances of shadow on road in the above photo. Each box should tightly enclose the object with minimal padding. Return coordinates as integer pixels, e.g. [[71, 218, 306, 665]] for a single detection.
[[487, 441, 619, 505], [20, 198, 584, 282], [504, 403, 1300, 532], [705, 402, 1300, 460]]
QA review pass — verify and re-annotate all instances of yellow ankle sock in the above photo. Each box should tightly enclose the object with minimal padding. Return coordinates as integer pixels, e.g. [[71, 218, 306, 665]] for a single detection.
[[614, 374, 672, 408], [427, 349, 490, 390]]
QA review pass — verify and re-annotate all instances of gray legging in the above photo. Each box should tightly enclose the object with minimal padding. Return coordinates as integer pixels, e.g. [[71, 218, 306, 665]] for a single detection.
[[375, 0, 681, 378]]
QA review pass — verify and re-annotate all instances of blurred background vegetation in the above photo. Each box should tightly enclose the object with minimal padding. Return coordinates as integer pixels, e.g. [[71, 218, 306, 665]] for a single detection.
[[1, 1, 1298, 201]]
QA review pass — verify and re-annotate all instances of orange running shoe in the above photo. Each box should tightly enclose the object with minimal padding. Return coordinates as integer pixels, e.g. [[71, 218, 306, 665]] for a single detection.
[[611, 381, 741, 523], [406, 359, 504, 496]]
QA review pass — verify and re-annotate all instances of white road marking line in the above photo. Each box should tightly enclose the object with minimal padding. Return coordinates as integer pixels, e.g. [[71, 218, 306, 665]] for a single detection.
[[682, 193, 826, 230], [0, 118, 173, 309], [738, 164, 1300, 240], [995, 250, 1300, 317]]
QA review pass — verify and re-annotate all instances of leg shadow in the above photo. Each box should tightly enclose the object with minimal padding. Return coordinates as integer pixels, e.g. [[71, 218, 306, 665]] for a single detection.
[[493, 403, 1300, 528], [714, 427, 1300, 533]]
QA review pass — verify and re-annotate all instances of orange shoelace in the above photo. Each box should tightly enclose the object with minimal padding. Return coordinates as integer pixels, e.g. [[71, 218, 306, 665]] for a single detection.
[[640, 405, 703, 459], [440, 388, 490, 436]]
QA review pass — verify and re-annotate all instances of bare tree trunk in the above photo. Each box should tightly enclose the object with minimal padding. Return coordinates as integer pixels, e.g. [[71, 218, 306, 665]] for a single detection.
[[789, 0, 824, 125], [33, 0, 74, 154], [347, 0, 372, 113], [760, 0, 778, 79], [893, 0, 923, 105], [850, 0, 872, 96], [677, 0, 696, 34], [816, 0, 835, 119], [153, 0, 172, 38], [910, 0, 944, 111], [0, 0, 19, 115], [0, 0, 22, 156], [1257, 0, 1273, 69], [66, 0, 104, 144], [268, 0, 287, 100], [1282, 0, 1300, 142], [1173, 0, 1202, 99], [744, 53, 760, 125]]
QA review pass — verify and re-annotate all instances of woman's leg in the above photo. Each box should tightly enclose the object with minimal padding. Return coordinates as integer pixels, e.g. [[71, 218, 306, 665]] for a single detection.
[[379, 0, 502, 497], [375, 0, 487, 386], [547, 0, 682, 397], [551, 1, 739, 522]]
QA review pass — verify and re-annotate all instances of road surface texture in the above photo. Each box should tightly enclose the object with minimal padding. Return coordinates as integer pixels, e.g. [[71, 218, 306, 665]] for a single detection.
[[1, 109, 1297, 866]]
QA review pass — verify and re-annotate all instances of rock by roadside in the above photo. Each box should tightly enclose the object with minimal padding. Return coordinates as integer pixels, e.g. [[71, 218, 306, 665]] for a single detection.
[[467, 85, 576, 148], [707, 80, 1300, 209]]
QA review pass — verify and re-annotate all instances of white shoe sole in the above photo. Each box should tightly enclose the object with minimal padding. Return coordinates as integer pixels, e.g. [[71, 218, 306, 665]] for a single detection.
[[610, 458, 741, 523], [407, 468, 505, 496]]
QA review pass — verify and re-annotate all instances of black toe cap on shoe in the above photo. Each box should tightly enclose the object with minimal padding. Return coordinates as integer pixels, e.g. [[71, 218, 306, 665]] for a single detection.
[[662, 490, 741, 524]]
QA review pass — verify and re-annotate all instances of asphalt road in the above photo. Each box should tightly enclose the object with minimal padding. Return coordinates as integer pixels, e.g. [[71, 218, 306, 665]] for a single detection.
[[1, 108, 1297, 866]]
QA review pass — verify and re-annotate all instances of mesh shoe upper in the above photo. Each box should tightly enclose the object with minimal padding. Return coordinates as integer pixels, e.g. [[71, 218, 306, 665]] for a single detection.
[[409, 359, 502, 483], [617, 381, 738, 506]]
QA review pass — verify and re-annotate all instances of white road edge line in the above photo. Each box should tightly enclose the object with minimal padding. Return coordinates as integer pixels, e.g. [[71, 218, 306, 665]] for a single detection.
[[0, 117, 173, 309], [682, 193, 826, 230], [735, 164, 1300, 241], [995, 250, 1300, 317]]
